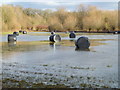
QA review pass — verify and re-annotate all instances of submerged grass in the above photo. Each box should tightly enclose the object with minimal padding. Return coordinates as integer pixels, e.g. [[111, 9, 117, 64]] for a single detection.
[[2, 78, 69, 88], [2, 78, 111, 88], [106, 65, 112, 67], [29, 32, 69, 37], [2, 38, 113, 54]]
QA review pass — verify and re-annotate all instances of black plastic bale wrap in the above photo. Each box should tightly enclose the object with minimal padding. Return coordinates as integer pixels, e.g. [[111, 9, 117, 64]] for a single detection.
[[13, 32, 19, 36], [23, 31, 27, 34], [19, 30, 23, 33], [51, 32, 55, 35], [49, 34, 61, 42], [69, 32, 76, 38], [75, 37, 90, 50], [113, 31, 120, 34], [8, 34, 17, 42]]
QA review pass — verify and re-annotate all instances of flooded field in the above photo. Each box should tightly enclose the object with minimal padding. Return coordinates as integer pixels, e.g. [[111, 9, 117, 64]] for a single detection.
[[1, 32, 118, 88]]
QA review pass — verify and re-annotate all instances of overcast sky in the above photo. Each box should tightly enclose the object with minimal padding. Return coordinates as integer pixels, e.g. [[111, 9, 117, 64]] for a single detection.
[[1, 0, 119, 11]]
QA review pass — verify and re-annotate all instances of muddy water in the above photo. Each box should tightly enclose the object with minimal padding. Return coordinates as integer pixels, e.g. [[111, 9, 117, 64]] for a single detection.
[[1, 32, 118, 88]]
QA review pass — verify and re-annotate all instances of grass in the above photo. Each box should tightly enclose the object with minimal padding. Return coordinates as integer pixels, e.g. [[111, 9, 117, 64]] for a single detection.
[[70, 66, 90, 70], [2, 78, 111, 88], [29, 32, 69, 37], [106, 65, 112, 67], [1, 38, 110, 54], [1, 32, 13, 35], [2, 78, 69, 88]]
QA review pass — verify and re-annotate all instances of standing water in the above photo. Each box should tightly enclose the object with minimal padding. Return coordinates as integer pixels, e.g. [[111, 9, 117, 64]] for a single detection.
[[1, 32, 118, 88]]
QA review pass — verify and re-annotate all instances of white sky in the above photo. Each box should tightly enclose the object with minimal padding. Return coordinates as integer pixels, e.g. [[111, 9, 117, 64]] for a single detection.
[[0, 0, 119, 11], [1, 0, 119, 2]]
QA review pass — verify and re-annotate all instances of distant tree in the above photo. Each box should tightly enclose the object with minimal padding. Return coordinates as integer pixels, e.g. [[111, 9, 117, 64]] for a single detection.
[[55, 7, 68, 25], [23, 8, 36, 17], [76, 4, 88, 30], [63, 15, 77, 31], [48, 16, 63, 31], [83, 6, 103, 31], [1, 4, 118, 32]]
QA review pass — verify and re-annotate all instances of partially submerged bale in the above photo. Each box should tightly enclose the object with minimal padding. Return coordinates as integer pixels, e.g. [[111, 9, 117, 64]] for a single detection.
[[19, 30, 23, 33], [23, 31, 27, 34], [51, 31, 55, 35], [49, 34, 61, 42], [69, 32, 76, 38], [113, 31, 120, 34], [75, 37, 90, 50], [8, 34, 17, 42], [13, 32, 19, 36]]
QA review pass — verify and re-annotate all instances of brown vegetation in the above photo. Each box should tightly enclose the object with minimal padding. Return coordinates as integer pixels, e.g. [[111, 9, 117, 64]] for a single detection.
[[1, 4, 118, 32]]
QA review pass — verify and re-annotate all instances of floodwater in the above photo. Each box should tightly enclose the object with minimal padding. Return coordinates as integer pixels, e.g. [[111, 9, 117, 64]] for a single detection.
[[1, 32, 118, 88]]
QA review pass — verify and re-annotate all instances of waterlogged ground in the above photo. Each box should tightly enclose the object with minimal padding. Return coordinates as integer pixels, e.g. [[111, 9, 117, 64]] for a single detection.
[[1, 32, 118, 88]]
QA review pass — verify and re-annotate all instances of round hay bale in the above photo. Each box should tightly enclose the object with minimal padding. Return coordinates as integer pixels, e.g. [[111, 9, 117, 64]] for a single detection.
[[49, 34, 61, 42], [75, 37, 90, 50], [13, 32, 19, 36], [8, 34, 17, 42], [19, 30, 23, 33], [69, 32, 76, 38], [23, 31, 27, 34], [113, 31, 120, 34], [51, 31, 55, 35], [113, 31, 117, 34]]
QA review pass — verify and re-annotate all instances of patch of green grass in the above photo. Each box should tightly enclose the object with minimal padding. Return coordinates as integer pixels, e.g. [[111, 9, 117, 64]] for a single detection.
[[2, 78, 69, 88], [106, 65, 112, 67], [43, 64, 48, 66], [1, 32, 13, 35], [80, 83, 92, 88], [71, 66, 90, 70]]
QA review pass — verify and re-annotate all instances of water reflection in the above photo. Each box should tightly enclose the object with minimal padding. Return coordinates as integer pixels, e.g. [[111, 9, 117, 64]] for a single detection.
[[75, 47, 90, 51], [8, 41, 17, 47], [49, 42, 61, 52], [2, 33, 118, 88], [49, 42, 61, 48], [69, 38, 76, 41]]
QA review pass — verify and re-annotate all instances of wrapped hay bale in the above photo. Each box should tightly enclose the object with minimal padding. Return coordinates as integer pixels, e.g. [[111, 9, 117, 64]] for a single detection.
[[23, 31, 27, 34], [19, 30, 23, 33], [13, 32, 19, 36], [69, 32, 76, 38], [75, 36, 90, 50], [8, 34, 17, 42], [49, 34, 61, 42]]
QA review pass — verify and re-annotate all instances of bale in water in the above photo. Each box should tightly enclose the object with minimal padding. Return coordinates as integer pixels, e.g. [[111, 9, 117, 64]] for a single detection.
[[13, 32, 19, 36], [49, 34, 61, 42], [8, 34, 17, 42], [69, 32, 76, 38], [51, 31, 55, 35], [23, 31, 27, 34], [113, 31, 120, 34], [75, 37, 90, 50], [19, 30, 23, 33]]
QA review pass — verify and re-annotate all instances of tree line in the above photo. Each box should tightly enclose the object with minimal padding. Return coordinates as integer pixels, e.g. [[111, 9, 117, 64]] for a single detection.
[[1, 4, 118, 32]]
